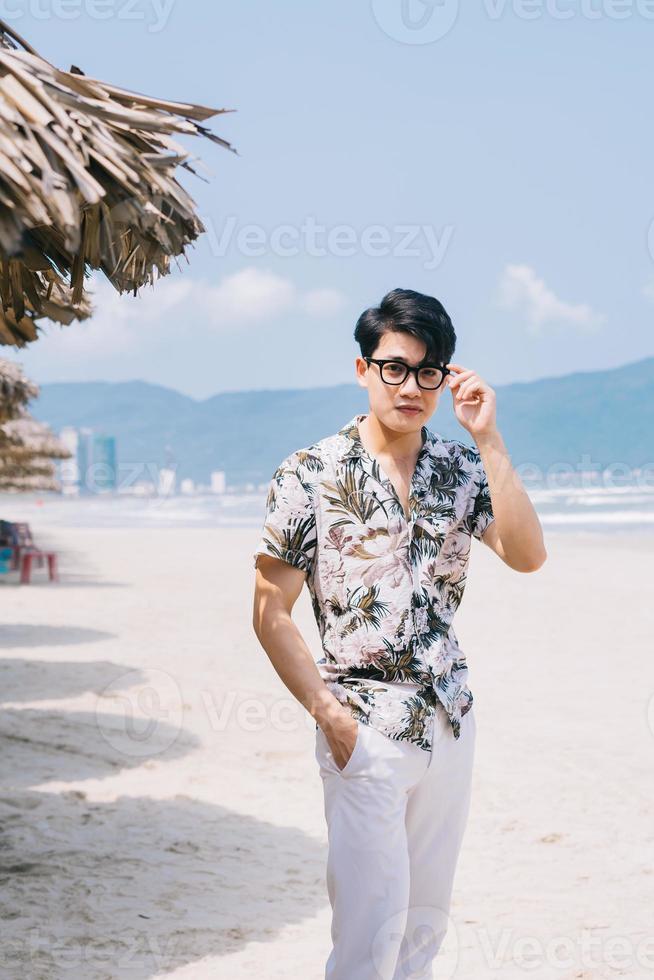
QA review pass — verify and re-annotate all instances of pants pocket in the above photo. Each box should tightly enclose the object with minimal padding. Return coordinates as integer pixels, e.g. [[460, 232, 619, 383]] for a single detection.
[[316, 719, 367, 777]]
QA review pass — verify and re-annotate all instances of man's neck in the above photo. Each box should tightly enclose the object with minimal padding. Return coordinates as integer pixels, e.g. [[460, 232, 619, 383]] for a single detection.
[[358, 412, 425, 465]]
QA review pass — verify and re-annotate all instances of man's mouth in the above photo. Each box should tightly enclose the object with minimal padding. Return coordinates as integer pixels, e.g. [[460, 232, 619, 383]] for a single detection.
[[396, 406, 422, 414]]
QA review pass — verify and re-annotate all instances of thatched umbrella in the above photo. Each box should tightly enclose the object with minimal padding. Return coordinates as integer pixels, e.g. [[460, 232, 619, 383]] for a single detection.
[[0, 20, 236, 347], [1, 413, 72, 459], [0, 358, 71, 492], [0, 354, 38, 421], [0, 452, 65, 491], [0, 472, 61, 492]]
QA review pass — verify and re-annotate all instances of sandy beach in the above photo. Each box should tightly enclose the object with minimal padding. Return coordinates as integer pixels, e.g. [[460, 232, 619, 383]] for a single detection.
[[1, 519, 653, 979]]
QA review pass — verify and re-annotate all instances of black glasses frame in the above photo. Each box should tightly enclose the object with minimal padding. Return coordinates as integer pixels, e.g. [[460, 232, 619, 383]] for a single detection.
[[364, 357, 451, 390]]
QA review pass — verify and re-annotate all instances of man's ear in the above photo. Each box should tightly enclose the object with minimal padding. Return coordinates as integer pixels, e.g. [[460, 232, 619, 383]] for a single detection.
[[354, 358, 369, 389]]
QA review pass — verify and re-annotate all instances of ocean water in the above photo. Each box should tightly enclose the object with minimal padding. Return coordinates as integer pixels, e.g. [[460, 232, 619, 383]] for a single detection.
[[2, 482, 654, 533]]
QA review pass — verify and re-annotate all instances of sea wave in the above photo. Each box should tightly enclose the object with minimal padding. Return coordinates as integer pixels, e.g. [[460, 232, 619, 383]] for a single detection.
[[2, 487, 654, 532]]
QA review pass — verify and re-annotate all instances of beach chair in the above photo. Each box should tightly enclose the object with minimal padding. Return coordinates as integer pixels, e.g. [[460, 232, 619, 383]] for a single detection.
[[0, 520, 59, 584], [0, 520, 19, 570], [19, 549, 58, 584], [0, 546, 12, 575]]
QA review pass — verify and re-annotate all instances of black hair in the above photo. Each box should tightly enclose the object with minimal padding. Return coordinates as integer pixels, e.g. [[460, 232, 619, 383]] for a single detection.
[[353, 287, 456, 365]]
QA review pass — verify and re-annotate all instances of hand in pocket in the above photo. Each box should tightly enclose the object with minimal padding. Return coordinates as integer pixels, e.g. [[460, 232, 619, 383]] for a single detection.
[[328, 715, 360, 772]]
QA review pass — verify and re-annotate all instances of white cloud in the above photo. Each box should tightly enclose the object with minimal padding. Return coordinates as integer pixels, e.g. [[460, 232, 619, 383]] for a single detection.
[[0, 268, 348, 389], [206, 267, 297, 321], [497, 264, 605, 333], [28, 267, 346, 362], [83, 267, 346, 328]]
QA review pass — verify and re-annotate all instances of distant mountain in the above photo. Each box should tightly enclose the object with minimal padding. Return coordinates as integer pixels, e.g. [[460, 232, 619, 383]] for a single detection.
[[31, 357, 654, 487]]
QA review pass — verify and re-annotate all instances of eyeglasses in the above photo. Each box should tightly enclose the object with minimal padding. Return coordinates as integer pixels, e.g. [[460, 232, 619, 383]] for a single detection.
[[364, 357, 450, 391]]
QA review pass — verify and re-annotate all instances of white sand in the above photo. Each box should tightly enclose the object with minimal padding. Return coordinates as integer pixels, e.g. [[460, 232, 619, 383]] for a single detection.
[[1, 521, 653, 979]]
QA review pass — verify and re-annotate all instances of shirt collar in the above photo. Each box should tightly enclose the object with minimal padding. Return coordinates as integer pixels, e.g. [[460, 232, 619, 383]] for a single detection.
[[336, 412, 448, 466]]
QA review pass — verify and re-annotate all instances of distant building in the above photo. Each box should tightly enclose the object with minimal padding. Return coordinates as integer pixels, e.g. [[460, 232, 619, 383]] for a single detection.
[[124, 480, 156, 497], [90, 435, 118, 493], [158, 467, 177, 496], [210, 470, 226, 494], [77, 428, 93, 494], [58, 427, 117, 494], [180, 478, 195, 495], [59, 427, 80, 495]]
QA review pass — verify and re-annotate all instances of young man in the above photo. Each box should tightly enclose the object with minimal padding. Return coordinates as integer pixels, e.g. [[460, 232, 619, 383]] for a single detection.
[[252, 288, 546, 979]]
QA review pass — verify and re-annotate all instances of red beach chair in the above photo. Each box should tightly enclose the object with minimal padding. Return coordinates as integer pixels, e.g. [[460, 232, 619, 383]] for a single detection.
[[0, 521, 59, 584]]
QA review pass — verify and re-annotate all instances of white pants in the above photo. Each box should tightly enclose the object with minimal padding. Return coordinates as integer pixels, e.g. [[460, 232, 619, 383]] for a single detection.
[[315, 700, 476, 980]]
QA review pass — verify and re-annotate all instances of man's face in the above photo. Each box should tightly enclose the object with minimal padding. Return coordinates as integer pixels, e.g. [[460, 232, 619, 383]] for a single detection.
[[355, 331, 445, 433]]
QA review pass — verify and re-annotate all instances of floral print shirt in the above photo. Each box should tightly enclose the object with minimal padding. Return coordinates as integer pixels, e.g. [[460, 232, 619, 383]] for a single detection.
[[253, 413, 495, 752]]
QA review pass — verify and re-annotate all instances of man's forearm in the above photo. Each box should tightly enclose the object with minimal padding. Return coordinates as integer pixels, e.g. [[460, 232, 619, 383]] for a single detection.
[[476, 426, 546, 569], [254, 603, 348, 734]]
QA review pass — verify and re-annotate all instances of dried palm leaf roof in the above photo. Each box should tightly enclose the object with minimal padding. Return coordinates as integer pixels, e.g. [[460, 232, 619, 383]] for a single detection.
[[0, 357, 70, 495], [0, 470, 61, 492], [0, 456, 62, 478], [0, 412, 72, 459], [0, 355, 38, 420], [0, 19, 236, 347]]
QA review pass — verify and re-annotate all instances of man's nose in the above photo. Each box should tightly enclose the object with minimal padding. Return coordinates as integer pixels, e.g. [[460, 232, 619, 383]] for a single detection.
[[399, 372, 421, 394]]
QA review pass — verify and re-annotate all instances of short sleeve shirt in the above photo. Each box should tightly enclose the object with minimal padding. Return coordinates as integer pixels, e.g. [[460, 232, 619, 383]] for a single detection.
[[253, 413, 495, 752]]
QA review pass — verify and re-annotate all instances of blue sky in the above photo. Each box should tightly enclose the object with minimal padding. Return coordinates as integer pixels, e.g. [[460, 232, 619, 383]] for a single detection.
[[3, 0, 654, 398]]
